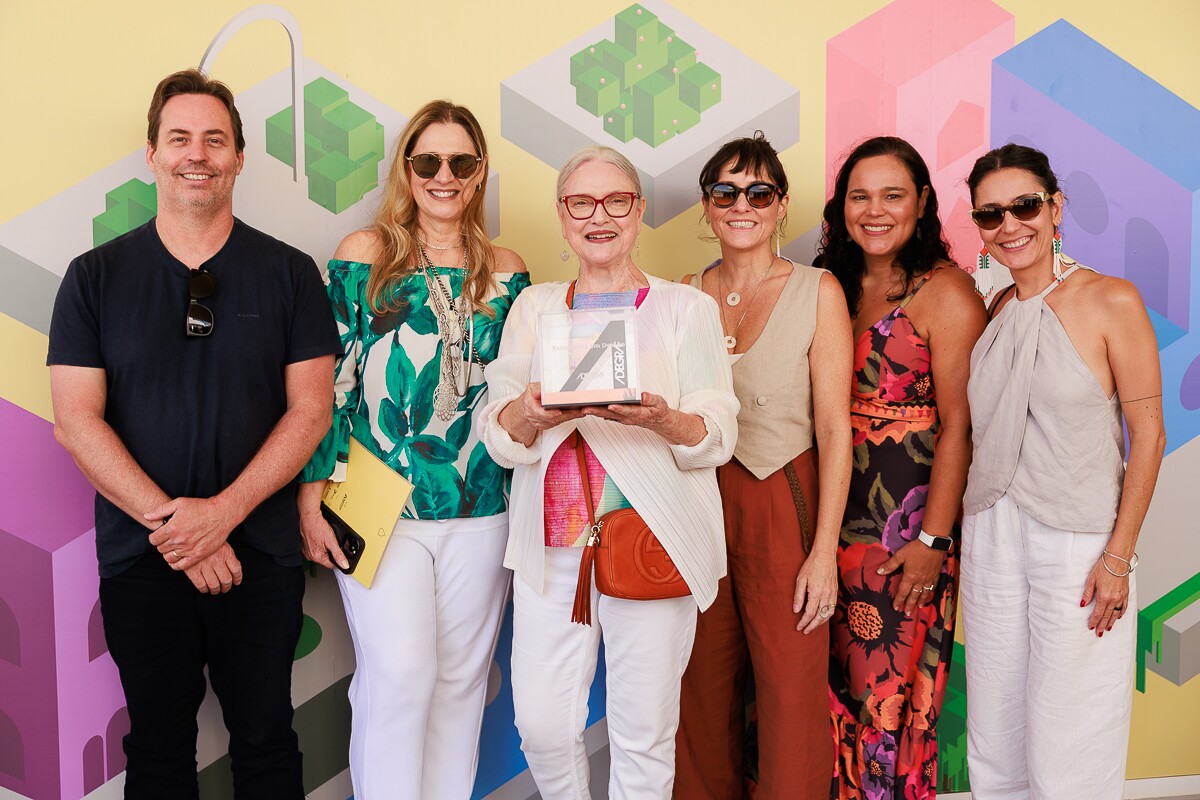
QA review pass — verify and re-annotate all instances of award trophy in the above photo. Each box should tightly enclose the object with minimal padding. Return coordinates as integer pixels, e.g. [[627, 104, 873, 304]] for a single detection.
[[538, 306, 641, 407]]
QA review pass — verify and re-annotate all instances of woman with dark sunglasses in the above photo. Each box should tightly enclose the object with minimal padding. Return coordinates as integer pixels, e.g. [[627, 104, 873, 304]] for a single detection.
[[960, 143, 1164, 799], [820, 136, 986, 798], [294, 100, 529, 799], [479, 145, 738, 798], [672, 132, 853, 799]]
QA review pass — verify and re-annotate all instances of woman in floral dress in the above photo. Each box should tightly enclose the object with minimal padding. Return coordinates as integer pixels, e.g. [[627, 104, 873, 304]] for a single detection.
[[295, 101, 529, 800], [818, 137, 985, 799]]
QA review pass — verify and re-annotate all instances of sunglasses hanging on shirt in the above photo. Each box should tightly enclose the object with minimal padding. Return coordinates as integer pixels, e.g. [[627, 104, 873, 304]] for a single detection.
[[186, 269, 216, 337]]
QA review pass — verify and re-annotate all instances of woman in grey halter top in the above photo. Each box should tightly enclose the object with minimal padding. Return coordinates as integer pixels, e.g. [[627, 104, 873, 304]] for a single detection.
[[961, 144, 1165, 800]]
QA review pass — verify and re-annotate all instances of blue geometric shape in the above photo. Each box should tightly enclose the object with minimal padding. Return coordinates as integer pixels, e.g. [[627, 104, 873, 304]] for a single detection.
[[991, 19, 1200, 455], [995, 20, 1200, 191], [1147, 307, 1186, 351]]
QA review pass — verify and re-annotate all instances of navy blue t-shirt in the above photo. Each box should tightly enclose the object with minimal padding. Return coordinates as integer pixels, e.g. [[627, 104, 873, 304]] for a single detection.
[[47, 218, 341, 577]]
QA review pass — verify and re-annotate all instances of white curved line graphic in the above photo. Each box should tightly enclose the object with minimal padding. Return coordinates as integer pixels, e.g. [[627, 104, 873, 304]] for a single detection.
[[200, 4, 305, 181]]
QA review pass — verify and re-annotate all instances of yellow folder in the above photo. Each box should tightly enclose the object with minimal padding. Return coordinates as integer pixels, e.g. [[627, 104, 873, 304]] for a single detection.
[[320, 437, 413, 588]]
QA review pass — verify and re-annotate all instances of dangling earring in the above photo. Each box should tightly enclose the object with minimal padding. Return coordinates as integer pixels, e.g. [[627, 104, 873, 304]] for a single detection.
[[975, 247, 994, 300], [559, 238, 570, 262], [1052, 226, 1064, 283], [775, 219, 784, 258], [635, 238, 641, 258]]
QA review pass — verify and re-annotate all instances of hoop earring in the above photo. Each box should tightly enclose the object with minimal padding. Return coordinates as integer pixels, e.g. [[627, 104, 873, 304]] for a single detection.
[[976, 247, 994, 301], [560, 238, 570, 262], [1053, 226, 1064, 283]]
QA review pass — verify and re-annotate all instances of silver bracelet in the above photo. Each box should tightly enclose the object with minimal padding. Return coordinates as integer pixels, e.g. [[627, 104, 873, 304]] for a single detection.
[[1101, 549, 1138, 578]]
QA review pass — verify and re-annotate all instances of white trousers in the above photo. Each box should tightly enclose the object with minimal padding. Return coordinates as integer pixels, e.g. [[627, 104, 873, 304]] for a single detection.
[[511, 546, 698, 800], [336, 513, 511, 800], [961, 494, 1135, 800]]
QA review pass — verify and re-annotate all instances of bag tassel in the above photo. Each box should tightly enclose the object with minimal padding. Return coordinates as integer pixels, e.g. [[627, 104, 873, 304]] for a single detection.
[[571, 527, 600, 625]]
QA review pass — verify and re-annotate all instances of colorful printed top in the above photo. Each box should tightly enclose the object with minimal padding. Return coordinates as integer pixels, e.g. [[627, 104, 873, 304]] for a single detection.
[[542, 288, 646, 546], [301, 259, 530, 519]]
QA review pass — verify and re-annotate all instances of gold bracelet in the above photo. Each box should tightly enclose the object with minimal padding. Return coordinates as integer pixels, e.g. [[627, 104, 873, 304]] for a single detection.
[[1101, 549, 1138, 578]]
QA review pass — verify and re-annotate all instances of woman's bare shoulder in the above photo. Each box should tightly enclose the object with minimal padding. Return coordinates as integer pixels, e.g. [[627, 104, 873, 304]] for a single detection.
[[334, 229, 382, 263], [492, 245, 529, 274]]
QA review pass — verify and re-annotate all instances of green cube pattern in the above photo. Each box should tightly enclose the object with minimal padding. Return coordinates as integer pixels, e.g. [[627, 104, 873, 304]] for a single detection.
[[93, 178, 157, 246], [266, 77, 386, 214], [570, 4, 721, 148]]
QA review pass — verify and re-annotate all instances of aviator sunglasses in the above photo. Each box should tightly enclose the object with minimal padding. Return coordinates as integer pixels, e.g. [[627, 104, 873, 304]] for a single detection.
[[406, 152, 482, 180], [186, 269, 216, 337], [970, 192, 1051, 230], [703, 182, 781, 209]]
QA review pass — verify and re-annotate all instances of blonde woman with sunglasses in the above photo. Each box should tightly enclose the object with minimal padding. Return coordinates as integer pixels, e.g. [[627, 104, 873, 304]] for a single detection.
[[295, 101, 529, 800], [961, 143, 1164, 799]]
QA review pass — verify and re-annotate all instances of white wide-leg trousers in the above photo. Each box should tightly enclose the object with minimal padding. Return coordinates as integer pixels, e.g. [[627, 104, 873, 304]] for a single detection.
[[511, 546, 698, 800], [961, 494, 1135, 800], [336, 513, 510, 800]]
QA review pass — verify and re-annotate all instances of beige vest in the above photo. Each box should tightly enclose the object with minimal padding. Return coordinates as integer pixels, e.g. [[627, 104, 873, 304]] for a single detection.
[[689, 261, 824, 479]]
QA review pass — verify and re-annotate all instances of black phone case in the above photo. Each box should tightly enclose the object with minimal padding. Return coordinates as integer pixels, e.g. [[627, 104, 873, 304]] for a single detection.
[[320, 504, 365, 575]]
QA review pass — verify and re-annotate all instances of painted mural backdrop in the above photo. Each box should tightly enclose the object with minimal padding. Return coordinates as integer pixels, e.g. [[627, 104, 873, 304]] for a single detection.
[[0, 1, 1196, 798]]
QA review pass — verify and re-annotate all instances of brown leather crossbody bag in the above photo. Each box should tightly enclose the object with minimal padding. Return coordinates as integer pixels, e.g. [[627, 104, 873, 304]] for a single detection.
[[569, 431, 690, 625]]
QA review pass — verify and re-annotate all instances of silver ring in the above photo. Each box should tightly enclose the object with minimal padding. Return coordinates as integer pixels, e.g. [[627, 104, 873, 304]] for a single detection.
[[911, 586, 923, 593], [924, 584, 936, 591], [172, 550, 180, 560], [818, 605, 834, 618]]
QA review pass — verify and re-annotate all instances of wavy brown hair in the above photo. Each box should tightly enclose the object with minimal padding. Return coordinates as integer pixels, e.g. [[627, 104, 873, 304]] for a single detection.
[[366, 100, 496, 316], [817, 136, 953, 316]]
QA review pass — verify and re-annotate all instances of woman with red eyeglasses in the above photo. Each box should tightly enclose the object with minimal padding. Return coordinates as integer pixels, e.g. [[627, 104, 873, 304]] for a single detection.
[[961, 143, 1164, 799], [294, 101, 529, 799], [672, 132, 853, 799], [821, 136, 986, 799], [479, 145, 738, 798]]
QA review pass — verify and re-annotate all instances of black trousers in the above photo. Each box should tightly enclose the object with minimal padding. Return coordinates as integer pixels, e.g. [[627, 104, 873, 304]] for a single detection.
[[99, 543, 305, 799]]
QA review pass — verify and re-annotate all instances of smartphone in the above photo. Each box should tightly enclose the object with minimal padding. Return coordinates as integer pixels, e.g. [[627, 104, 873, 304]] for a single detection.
[[320, 504, 365, 575]]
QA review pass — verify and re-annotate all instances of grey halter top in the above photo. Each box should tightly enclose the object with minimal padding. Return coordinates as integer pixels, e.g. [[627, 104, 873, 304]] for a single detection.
[[963, 265, 1125, 532]]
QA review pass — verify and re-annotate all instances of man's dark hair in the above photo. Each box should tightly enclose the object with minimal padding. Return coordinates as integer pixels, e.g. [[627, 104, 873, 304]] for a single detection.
[[147, 69, 245, 152]]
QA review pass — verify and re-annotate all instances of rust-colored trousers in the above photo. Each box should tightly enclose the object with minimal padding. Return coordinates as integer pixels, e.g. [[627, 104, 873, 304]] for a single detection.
[[675, 450, 833, 799]]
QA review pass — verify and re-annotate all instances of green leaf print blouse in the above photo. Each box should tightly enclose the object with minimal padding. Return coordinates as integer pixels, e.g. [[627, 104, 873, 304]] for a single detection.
[[301, 259, 531, 519]]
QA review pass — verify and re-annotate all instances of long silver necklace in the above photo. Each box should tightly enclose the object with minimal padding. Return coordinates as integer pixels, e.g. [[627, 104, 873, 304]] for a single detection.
[[717, 257, 774, 350], [417, 241, 473, 421]]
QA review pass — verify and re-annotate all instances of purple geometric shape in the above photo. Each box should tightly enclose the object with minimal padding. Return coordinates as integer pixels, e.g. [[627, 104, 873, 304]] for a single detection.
[[0, 398, 126, 798], [990, 19, 1200, 455], [1180, 355, 1200, 411], [991, 19, 1199, 331]]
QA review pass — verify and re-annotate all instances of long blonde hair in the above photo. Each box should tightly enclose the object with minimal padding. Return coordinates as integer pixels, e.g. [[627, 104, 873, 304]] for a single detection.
[[366, 100, 497, 316]]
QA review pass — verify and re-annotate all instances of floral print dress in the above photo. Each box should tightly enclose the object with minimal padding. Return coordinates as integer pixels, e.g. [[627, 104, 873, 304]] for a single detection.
[[829, 274, 958, 800]]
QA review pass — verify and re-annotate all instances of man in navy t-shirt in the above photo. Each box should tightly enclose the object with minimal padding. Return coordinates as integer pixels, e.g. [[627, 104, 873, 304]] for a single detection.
[[47, 69, 340, 799]]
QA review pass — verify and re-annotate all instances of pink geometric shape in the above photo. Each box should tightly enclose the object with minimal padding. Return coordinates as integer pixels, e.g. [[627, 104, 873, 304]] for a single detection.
[[938, 100, 985, 171], [826, 0, 1014, 267], [0, 398, 126, 798]]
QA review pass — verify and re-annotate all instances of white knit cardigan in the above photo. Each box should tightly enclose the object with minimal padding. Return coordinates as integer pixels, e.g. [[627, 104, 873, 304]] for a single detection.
[[477, 275, 739, 611]]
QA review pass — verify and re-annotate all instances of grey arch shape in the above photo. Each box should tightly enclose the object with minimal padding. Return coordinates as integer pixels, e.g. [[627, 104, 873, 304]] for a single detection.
[[200, 4, 305, 181]]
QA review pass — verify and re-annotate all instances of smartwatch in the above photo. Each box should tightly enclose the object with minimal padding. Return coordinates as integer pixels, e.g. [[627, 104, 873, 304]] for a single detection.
[[918, 529, 953, 551]]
